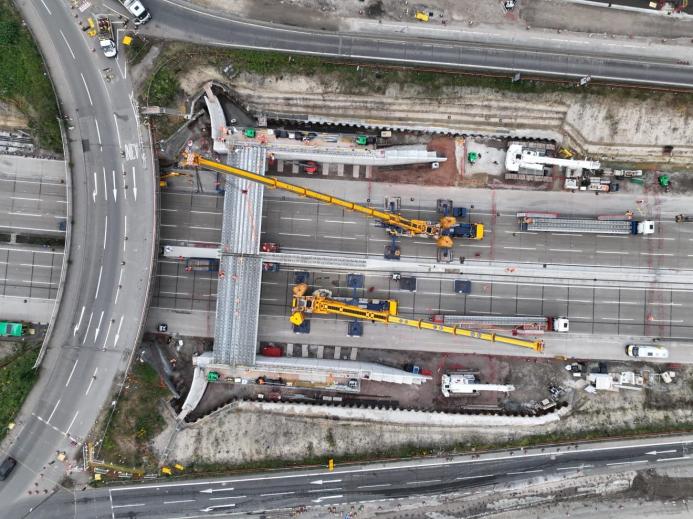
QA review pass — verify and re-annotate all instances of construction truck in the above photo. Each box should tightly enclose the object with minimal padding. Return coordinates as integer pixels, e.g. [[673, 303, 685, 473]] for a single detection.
[[181, 152, 484, 249], [289, 283, 544, 352], [97, 16, 117, 58], [122, 0, 152, 25], [441, 373, 515, 397], [184, 258, 219, 272], [430, 315, 569, 333], [517, 212, 655, 235], [676, 214, 693, 223]]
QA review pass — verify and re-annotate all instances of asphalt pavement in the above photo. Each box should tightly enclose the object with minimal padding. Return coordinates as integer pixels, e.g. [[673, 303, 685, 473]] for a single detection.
[[21, 435, 693, 518], [142, 0, 693, 89], [0, 0, 155, 514]]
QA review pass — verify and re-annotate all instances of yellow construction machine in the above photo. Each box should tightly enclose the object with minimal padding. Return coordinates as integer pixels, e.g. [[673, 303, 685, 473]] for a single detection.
[[290, 284, 544, 352], [182, 152, 483, 247]]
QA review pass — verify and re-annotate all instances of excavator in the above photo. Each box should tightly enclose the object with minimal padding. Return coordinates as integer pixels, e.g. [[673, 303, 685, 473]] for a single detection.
[[289, 283, 544, 352], [182, 152, 483, 248]]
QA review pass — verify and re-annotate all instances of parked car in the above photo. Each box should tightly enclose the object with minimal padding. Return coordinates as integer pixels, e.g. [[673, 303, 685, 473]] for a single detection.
[[0, 456, 17, 481], [626, 344, 669, 359]]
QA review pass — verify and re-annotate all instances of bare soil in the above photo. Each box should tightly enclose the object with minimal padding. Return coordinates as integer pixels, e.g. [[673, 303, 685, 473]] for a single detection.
[[371, 136, 458, 186]]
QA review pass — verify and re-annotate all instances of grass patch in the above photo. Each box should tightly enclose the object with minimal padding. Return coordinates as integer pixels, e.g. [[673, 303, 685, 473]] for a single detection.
[[100, 362, 170, 470], [148, 66, 181, 107], [0, 347, 39, 443], [0, 0, 61, 153], [123, 34, 152, 67]]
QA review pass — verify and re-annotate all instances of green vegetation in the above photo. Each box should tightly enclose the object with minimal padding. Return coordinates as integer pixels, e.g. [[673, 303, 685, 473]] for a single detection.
[[0, 347, 39, 443], [0, 0, 61, 152], [123, 34, 152, 67], [100, 362, 170, 470], [148, 66, 181, 107]]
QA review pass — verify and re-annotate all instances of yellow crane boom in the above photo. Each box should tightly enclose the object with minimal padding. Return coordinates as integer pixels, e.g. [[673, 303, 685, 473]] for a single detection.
[[182, 152, 484, 247], [290, 286, 544, 353]]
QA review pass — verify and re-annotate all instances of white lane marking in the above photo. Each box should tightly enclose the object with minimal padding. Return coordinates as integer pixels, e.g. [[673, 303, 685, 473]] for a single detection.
[[551, 233, 582, 237], [325, 219, 357, 224], [507, 469, 543, 475], [103, 215, 108, 250], [600, 317, 634, 321], [93, 172, 98, 203], [641, 252, 674, 257], [597, 235, 628, 239], [95, 119, 102, 146], [357, 484, 391, 489], [80, 73, 93, 106], [59, 30, 75, 59], [307, 488, 343, 493], [606, 460, 648, 466], [199, 488, 234, 494], [164, 499, 196, 504], [311, 495, 342, 504], [112, 170, 118, 203], [310, 479, 342, 485], [323, 235, 357, 240], [40, 0, 52, 13], [65, 360, 79, 387], [596, 250, 628, 255], [85, 368, 98, 395], [549, 249, 581, 253], [11, 196, 42, 202], [132, 166, 138, 200], [503, 246, 536, 251], [8, 212, 42, 217], [277, 232, 311, 237], [82, 312, 94, 345], [189, 226, 220, 231], [208, 496, 246, 501], [260, 492, 295, 497], [115, 268, 124, 304], [646, 449, 677, 455], [455, 474, 495, 480], [73, 306, 85, 336], [200, 504, 235, 512], [95, 265, 103, 299], [280, 216, 312, 221], [557, 465, 593, 471], [113, 113, 122, 148], [102, 168, 108, 201], [406, 479, 441, 485], [657, 456, 690, 462], [66, 411, 79, 435], [94, 310, 104, 341], [189, 210, 221, 216], [46, 399, 61, 424], [113, 315, 124, 349], [111, 504, 145, 509], [102, 319, 113, 350]]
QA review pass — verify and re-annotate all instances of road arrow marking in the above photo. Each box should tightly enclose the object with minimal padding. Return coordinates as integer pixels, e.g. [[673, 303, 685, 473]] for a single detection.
[[132, 166, 137, 200], [199, 487, 234, 494], [645, 450, 677, 456], [310, 479, 342, 485], [73, 306, 85, 336], [112, 170, 117, 202], [113, 315, 124, 349], [94, 310, 104, 341], [311, 495, 343, 504], [200, 504, 235, 512]]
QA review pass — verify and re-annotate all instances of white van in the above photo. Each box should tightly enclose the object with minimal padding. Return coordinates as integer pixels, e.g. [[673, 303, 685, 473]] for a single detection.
[[626, 344, 668, 359]]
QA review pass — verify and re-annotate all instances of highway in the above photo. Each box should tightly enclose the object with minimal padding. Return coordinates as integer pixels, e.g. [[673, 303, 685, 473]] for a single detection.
[[22, 435, 693, 518], [0, 0, 155, 515], [143, 0, 693, 89]]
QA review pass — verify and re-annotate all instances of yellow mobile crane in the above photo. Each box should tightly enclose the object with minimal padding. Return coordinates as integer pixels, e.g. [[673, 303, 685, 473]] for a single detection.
[[182, 152, 483, 247], [290, 284, 544, 352]]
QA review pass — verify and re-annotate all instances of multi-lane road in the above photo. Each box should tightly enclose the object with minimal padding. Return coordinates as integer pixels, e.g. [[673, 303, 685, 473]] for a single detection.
[[144, 0, 693, 89], [0, 0, 155, 514], [21, 435, 693, 518]]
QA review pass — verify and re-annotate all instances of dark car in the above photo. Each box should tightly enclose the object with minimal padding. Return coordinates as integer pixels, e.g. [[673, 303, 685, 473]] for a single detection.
[[0, 457, 17, 481], [274, 129, 289, 138], [303, 132, 319, 142]]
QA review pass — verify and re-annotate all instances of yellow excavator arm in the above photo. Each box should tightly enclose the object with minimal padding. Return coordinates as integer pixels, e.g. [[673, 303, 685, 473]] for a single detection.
[[291, 291, 544, 352], [183, 152, 461, 246]]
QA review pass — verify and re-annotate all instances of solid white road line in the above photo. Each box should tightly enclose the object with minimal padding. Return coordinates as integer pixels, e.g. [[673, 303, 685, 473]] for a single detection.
[[113, 113, 122, 148], [113, 315, 124, 349], [103, 215, 108, 250], [112, 170, 118, 203], [102, 168, 108, 201], [132, 166, 138, 200], [82, 312, 94, 345], [557, 465, 593, 471], [39, 0, 52, 14], [73, 305, 85, 336], [164, 499, 196, 504], [85, 368, 98, 396], [94, 310, 104, 341], [606, 460, 648, 466], [111, 504, 145, 509], [406, 479, 441, 485], [93, 172, 98, 203], [65, 361, 78, 387], [59, 30, 75, 59], [80, 73, 93, 106], [357, 483, 391, 489], [94, 119, 102, 146], [66, 411, 79, 435], [102, 319, 113, 350], [95, 265, 103, 299], [507, 469, 543, 475], [260, 491, 295, 497], [46, 399, 61, 424], [455, 474, 495, 480]]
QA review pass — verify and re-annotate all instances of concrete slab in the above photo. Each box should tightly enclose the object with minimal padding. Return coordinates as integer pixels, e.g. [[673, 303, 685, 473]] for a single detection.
[[0, 296, 54, 323], [146, 307, 215, 337], [286, 343, 293, 356], [350, 347, 358, 360], [301, 343, 308, 357], [0, 156, 66, 182], [333, 345, 341, 359], [337, 163, 344, 177], [277, 159, 284, 173], [317, 344, 324, 358]]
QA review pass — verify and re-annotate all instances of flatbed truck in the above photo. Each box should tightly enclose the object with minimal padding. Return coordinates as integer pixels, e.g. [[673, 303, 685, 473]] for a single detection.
[[430, 315, 569, 332], [517, 212, 654, 235], [184, 258, 220, 272]]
